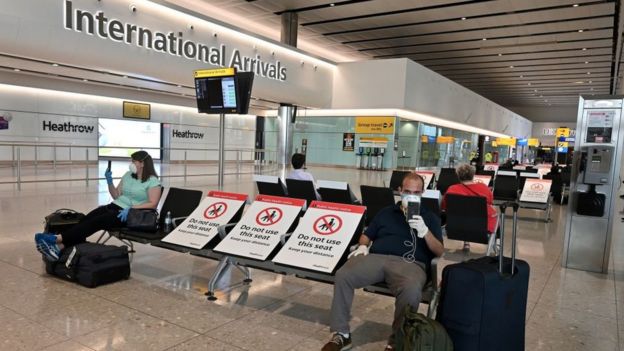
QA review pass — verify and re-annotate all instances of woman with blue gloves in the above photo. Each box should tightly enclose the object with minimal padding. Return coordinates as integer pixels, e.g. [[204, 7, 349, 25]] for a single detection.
[[35, 150, 161, 261]]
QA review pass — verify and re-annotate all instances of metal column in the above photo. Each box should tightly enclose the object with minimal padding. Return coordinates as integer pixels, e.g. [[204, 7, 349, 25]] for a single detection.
[[277, 104, 295, 167], [218, 113, 226, 189]]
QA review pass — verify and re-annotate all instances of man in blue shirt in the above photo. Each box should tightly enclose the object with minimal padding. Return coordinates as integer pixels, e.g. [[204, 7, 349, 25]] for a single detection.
[[322, 173, 444, 351]]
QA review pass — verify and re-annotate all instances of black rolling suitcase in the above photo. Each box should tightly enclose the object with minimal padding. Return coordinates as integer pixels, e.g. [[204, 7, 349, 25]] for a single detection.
[[437, 202, 529, 351], [45, 243, 130, 288]]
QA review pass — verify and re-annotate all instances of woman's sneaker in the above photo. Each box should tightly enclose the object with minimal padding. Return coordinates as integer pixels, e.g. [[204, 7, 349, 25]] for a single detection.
[[35, 233, 60, 261], [322, 333, 352, 351]]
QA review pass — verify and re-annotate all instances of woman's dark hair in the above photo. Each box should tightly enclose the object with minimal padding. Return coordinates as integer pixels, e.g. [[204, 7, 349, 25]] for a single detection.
[[131, 150, 158, 182]]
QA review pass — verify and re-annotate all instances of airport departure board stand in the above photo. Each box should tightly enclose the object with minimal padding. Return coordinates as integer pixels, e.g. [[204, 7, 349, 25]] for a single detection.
[[218, 113, 225, 189]]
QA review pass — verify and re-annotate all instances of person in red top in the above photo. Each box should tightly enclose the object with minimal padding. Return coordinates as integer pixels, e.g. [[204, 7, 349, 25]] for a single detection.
[[442, 164, 498, 251]]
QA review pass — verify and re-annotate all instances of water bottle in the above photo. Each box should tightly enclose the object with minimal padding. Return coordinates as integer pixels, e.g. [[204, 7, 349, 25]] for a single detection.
[[164, 211, 172, 233]]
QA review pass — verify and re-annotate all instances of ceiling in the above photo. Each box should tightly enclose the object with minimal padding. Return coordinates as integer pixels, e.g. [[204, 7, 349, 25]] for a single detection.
[[172, 0, 622, 118]]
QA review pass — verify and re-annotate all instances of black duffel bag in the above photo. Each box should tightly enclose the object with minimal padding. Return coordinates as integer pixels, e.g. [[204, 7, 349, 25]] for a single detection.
[[126, 209, 159, 231], [45, 242, 130, 288], [44, 209, 85, 234]]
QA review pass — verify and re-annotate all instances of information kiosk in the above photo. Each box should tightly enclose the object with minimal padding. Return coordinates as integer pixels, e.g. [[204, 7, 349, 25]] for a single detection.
[[563, 96, 624, 273]]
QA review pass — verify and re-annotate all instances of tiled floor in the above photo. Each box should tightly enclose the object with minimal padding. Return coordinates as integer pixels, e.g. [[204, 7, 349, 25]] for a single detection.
[[0, 162, 622, 350]]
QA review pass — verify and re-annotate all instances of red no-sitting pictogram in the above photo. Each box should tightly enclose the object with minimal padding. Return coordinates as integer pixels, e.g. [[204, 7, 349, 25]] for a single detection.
[[204, 202, 228, 219], [530, 183, 544, 191], [255, 207, 283, 226], [313, 214, 343, 235]]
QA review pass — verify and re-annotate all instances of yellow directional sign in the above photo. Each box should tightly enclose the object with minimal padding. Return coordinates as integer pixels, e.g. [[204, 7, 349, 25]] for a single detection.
[[194, 68, 236, 78], [355, 116, 395, 134]]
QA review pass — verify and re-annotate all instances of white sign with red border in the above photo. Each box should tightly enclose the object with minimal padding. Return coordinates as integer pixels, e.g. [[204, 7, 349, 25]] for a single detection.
[[273, 201, 365, 273], [473, 175, 492, 186], [483, 163, 499, 172], [520, 179, 552, 203], [214, 195, 305, 260], [161, 191, 247, 249], [415, 171, 435, 189]]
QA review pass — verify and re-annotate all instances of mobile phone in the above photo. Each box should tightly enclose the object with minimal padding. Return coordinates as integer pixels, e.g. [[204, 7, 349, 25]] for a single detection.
[[407, 199, 421, 220], [106, 160, 112, 171]]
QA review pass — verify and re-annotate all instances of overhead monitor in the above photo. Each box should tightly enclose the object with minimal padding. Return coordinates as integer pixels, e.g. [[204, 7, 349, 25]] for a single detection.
[[236, 71, 254, 115], [194, 68, 238, 114]]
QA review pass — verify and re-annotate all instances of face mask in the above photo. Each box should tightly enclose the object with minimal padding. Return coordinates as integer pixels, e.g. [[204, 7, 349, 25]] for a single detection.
[[129, 163, 137, 174]]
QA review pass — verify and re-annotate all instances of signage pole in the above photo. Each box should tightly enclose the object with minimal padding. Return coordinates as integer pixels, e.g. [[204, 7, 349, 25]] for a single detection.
[[218, 113, 225, 189]]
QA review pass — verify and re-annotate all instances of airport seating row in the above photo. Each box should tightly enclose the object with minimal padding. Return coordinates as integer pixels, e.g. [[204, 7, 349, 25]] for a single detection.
[[98, 187, 441, 317]]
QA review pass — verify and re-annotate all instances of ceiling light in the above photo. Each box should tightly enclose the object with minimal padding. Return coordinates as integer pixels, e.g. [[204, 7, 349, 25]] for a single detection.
[[52, 63, 59, 67], [482, 38, 487, 41], [589, 80, 593, 83], [329, 3, 335, 6], [461, 17, 467, 20], [83, 79, 88, 82], [13, 68, 20, 72], [586, 72, 591, 75], [176, 85, 182, 88], [528, 83, 531, 86], [519, 75, 523, 78], [498, 53, 502, 56], [578, 29, 584, 33], [585, 61, 589, 64], [573, 4, 579, 7], [534, 89, 538, 92], [582, 48, 587, 51], [123, 75, 128, 78], [509, 65, 514, 68]]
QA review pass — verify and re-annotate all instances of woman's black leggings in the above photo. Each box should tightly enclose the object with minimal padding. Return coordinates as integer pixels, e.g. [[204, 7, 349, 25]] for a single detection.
[[60, 203, 124, 247]]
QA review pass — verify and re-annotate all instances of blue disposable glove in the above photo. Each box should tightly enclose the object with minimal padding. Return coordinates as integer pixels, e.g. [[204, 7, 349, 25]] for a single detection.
[[105, 169, 113, 185], [117, 208, 130, 222]]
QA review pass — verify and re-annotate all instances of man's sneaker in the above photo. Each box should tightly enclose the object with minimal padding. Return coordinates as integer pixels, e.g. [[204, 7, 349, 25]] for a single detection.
[[35, 233, 60, 261], [321, 333, 352, 351]]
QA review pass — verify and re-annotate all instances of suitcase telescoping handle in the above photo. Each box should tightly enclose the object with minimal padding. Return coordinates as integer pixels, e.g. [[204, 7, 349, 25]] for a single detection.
[[498, 201, 520, 275]]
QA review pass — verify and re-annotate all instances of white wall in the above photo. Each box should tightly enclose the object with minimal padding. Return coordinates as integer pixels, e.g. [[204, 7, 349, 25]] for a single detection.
[[0, 0, 334, 108], [332, 59, 533, 138], [0, 84, 255, 162]]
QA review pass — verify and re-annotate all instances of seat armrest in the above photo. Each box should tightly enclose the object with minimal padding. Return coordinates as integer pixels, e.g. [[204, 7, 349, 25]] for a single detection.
[[280, 232, 292, 245], [172, 216, 187, 228], [430, 257, 440, 286], [217, 223, 237, 239]]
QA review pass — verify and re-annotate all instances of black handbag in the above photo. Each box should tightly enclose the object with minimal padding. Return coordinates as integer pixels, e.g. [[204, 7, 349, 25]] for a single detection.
[[126, 209, 159, 231], [44, 209, 85, 234]]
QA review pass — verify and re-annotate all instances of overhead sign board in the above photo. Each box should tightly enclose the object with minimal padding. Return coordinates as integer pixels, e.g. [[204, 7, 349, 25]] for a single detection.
[[520, 179, 552, 203], [194, 68, 236, 78], [213, 195, 305, 260], [436, 136, 454, 144], [273, 201, 365, 273], [355, 117, 395, 134], [161, 191, 247, 249], [495, 137, 517, 146]]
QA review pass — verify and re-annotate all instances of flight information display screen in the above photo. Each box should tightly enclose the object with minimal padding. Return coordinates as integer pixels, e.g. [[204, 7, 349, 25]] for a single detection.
[[195, 76, 238, 114]]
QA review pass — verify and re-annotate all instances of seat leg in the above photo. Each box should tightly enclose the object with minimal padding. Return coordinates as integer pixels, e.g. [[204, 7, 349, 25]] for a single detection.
[[486, 233, 498, 256], [427, 289, 440, 319], [234, 264, 252, 283], [96, 230, 111, 244], [206, 256, 234, 301]]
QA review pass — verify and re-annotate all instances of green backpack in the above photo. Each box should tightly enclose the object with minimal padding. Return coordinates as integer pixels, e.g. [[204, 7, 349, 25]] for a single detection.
[[395, 307, 453, 351]]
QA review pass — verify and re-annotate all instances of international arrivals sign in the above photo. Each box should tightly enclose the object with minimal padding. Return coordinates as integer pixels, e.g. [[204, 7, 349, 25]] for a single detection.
[[63, 0, 288, 81]]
